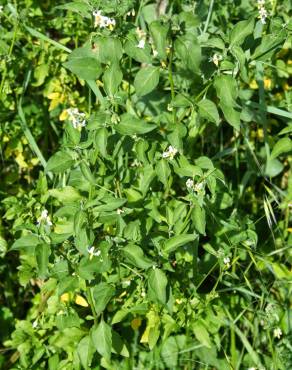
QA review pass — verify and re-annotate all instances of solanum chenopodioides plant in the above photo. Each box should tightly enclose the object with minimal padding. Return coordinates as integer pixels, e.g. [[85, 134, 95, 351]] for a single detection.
[[8, 1, 289, 368]]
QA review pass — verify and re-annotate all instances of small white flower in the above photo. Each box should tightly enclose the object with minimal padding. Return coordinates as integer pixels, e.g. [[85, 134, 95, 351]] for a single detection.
[[137, 39, 145, 49], [116, 208, 124, 215], [37, 209, 52, 227], [152, 49, 158, 58], [186, 178, 194, 189], [93, 10, 115, 29], [257, 0, 265, 6], [67, 108, 86, 130], [258, 7, 268, 24], [194, 182, 204, 192], [223, 257, 231, 266], [162, 145, 178, 160], [0, 6, 3, 13], [210, 53, 222, 67], [273, 327, 282, 339], [32, 319, 38, 328], [87, 246, 101, 260]]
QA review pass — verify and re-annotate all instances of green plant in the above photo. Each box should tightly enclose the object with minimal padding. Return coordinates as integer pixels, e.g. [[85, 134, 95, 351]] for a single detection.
[[1, 0, 292, 369]]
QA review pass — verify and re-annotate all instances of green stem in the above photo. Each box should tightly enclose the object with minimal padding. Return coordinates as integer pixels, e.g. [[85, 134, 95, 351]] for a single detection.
[[86, 287, 97, 324], [203, 0, 215, 34], [168, 43, 177, 124]]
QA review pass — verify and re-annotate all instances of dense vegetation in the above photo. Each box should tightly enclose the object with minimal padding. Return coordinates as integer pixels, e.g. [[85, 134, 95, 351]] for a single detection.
[[0, 0, 291, 369]]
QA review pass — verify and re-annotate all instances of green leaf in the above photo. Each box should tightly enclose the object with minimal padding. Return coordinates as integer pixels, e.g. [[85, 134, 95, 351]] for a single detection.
[[175, 34, 201, 73], [192, 205, 206, 235], [149, 21, 168, 59], [55, 2, 91, 18], [95, 127, 108, 157], [115, 114, 156, 135], [156, 159, 170, 187], [63, 46, 102, 80], [35, 243, 51, 278], [91, 319, 112, 360], [161, 337, 178, 368], [230, 18, 254, 46], [164, 234, 197, 254], [270, 137, 292, 160], [103, 64, 123, 96], [112, 331, 129, 357], [49, 186, 82, 203], [197, 99, 220, 125], [77, 336, 95, 370], [46, 151, 74, 174], [80, 162, 95, 184], [92, 283, 115, 316], [124, 35, 152, 64], [122, 244, 152, 269], [214, 75, 240, 130], [192, 320, 212, 348], [10, 234, 40, 251], [148, 268, 168, 305], [94, 37, 123, 64], [134, 66, 160, 97]]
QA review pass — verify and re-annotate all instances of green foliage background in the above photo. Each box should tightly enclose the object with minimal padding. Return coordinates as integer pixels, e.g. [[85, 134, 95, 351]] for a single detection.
[[0, 0, 291, 369]]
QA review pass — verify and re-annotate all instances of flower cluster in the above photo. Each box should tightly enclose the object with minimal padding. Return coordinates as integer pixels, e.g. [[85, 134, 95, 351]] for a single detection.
[[67, 108, 86, 130], [257, 0, 268, 24], [273, 327, 282, 339], [37, 209, 52, 227], [162, 145, 178, 160], [186, 178, 205, 193], [93, 10, 116, 30]]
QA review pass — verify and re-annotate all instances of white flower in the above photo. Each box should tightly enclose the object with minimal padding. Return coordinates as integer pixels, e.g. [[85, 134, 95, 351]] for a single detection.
[[186, 178, 194, 189], [0, 6, 3, 13], [273, 327, 282, 339], [137, 39, 145, 49], [257, 1, 268, 24], [116, 208, 124, 215], [37, 209, 52, 227], [32, 319, 38, 328], [93, 10, 115, 30], [153, 49, 158, 57], [67, 108, 86, 130], [194, 182, 204, 192], [257, 0, 265, 5], [162, 145, 178, 160], [87, 246, 101, 260], [210, 53, 222, 67], [223, 257, 231, 266]]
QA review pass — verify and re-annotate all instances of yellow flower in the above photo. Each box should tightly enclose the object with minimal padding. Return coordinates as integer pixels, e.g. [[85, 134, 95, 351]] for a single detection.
[[75, 295, 89, 307]]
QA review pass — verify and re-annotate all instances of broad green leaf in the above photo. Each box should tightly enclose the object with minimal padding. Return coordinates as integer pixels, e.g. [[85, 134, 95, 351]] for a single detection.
[[134, 66, 160, 96], [49, 186, 82, 203], [80, 162, 95, 184], [57, 276, 79, 295], [10, 234, 40, 251], [197, 99, 220, 125], [164, 234, 196, 254], [92, 283, 115, 316], [149, 21, 168, 59], [63, 46, 102, 80], [124, 35, 152, 64], [161, 337, 178, 368], [112, 331, 129, 357], [192, 320, 212, 348], [94, 36, 123, 64], [46, 151, 74, 174], [35, 243, 51, 278], [122, 244, 152, 269], [74, 210, 87, 235], [156, 159, 170, 187], [214, 75, 241, 130], [148, 268, 168, 305], [77, 336, 95, 370], [56, 2, 91, 18], [175, 34, 201, 73], [92, 197, 126, 212], [270, 137, 292, 160], [115, 114, 156, 135], [91, 319, 112, 360], [252, 30, 286, 61], [230, 18, 254, 46], [95, 127, 108, 157], [103, 64, 123, 96], [265, 158, 284, 178], [192, 205, 206, 235]]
